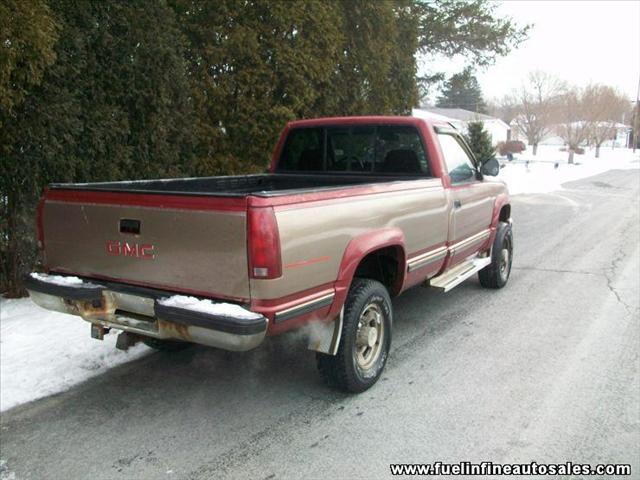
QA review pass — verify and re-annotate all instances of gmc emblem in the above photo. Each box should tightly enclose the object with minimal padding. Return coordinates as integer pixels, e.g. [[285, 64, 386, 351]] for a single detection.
[[106, 240, 155, 260]]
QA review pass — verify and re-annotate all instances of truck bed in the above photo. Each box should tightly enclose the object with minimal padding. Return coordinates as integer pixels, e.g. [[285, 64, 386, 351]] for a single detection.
[[41, 172, 426, 302], [49, 173, 420, 197]]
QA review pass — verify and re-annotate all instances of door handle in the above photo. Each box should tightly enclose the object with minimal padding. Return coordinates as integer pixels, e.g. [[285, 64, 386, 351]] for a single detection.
[[453, 200, 462, 209]]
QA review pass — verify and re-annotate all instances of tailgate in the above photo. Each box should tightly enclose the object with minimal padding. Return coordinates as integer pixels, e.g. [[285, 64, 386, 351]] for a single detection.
[[40, 190, 250, 301]]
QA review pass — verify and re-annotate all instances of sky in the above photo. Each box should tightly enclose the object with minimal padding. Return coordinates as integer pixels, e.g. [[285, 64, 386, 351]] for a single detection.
[[420, 0, 640, 103]]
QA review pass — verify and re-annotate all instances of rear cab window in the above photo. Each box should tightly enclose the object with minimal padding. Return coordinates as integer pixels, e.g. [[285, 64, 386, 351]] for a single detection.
[[278, 125, 431, 176]]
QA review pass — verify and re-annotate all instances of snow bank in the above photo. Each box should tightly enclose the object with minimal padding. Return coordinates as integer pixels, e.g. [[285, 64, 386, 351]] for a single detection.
[[0, 297, 149, 412], [157, 295, 262, 319], [30, 272, 85, 287], [496, 146, 639, 195]]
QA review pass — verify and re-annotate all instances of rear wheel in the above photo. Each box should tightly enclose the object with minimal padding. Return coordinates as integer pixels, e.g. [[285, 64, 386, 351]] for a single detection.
[[142, 337, 190, 352], [479, 221, 513, 289], [316, 278, 392, 393]]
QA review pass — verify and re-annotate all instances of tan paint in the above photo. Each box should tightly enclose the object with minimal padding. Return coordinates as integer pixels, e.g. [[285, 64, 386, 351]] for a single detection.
[[447, 181, 504, 264], [42, 177, 508, 309], [43, 201, 250, 299], [251, 179, 450, 299]]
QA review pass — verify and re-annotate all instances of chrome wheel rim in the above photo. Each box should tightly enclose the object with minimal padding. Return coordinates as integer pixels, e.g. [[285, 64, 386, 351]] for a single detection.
[[499, 237, 512, 282], [355, 303, 384, 371]]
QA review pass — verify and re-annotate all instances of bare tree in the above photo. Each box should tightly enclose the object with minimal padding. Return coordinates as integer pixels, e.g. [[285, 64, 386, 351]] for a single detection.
[[584, 85, 629, 157], [511, 71, 564, 155], [487, 94, 519, 127], [555, 86, 592, 164]]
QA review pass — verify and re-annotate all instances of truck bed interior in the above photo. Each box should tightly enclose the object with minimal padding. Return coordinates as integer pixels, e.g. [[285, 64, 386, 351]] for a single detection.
[[49, 173, 427, 197]]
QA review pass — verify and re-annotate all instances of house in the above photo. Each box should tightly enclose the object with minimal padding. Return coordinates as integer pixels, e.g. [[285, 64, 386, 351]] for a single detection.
[[412, 107, 511, 145], [510, 118, 632, 148]]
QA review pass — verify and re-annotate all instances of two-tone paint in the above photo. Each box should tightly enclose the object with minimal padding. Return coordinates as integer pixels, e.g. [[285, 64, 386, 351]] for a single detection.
[[35, 116, 510, 341]]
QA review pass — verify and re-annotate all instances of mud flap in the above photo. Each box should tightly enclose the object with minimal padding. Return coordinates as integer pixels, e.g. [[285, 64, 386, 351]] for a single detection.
[[307, 308, 343, 356]]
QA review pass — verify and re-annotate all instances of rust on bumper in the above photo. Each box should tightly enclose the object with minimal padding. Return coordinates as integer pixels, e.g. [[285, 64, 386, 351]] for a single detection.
[[26, 274, 267, 352]]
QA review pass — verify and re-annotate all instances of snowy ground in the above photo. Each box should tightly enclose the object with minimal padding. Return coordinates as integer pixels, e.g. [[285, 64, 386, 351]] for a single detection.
[[1, 145, 638, 413], [497, 145, 640, 195], [0, 298, 149, 412]]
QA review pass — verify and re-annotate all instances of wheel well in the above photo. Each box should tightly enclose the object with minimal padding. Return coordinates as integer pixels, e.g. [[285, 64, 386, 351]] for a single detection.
[[499, 204, 511, 222], [353, 246, 404, 297]]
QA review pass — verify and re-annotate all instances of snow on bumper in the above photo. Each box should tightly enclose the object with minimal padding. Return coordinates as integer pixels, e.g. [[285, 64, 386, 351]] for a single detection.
[[25, 273, 267, 351]]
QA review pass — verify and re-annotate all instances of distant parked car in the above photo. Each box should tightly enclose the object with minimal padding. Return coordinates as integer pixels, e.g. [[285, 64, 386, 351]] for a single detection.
[[497, 140, 526, 158]]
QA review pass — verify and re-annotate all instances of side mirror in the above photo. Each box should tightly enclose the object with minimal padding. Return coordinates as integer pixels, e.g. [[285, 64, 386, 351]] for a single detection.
[[480, 157, 500, 177]]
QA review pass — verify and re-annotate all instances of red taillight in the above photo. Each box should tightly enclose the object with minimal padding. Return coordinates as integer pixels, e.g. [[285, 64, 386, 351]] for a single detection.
[[247, 207, 282, 279], [36, 193, 46, 250]]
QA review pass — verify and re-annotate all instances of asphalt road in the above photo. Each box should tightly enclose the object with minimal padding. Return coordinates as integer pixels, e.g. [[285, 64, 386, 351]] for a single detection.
[[1, 169, 639, 480]]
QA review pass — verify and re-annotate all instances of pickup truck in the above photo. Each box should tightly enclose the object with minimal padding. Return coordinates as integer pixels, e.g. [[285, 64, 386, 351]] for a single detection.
[[26, 116, 512, 393]]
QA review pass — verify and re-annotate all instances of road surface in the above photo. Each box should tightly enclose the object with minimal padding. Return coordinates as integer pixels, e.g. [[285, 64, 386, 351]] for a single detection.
[[1, 169, 638, 480]]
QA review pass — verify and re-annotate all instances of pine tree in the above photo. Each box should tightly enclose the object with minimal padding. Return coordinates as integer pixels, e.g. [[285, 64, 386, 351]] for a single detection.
[[0, 0, 195, 295], [436, 68, 487, 113], [465, 121, 495, 164], [315, 0, 418, 117], [416, 0, 529, 67], [173, 0, 344, 174], [0, 0, 59, 296], [0, 0, 530, 295]]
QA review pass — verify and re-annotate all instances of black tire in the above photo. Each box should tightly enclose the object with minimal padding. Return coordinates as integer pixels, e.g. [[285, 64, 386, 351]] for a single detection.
[[316, 278, 392, 393], [142, 337, 191, 352], [479, 221, 513, 289]]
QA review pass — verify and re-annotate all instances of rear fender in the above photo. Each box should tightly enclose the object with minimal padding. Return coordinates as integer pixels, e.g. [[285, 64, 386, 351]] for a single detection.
[[328, 228, 406, 319]]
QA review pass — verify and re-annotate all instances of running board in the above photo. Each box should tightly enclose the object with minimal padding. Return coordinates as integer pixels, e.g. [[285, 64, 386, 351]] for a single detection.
[[428, 256, 492, 292]]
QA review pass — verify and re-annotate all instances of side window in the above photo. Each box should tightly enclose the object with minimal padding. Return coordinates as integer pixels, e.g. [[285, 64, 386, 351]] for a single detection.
[[437, 134, 476, 183]]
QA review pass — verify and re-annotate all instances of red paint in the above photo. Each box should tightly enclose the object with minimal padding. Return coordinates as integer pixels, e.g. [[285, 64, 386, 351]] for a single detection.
[[328, 228, 406, 319], [251, 282, 334, 310], [44, 188, 247, 212], [403, 264, 440, 290], [403, 242, 448, 288], [285, 256, 331, 269], [38, 116, 511, 337], [406, 242, 446, 261], [247, 207, 282, 279], [140, 245, 155, 259], [269, 116, 449, 179], [419, 120, 449, 181], [489, 193, 510, 244], [106, 240, 155, 260], [251, 178, 440, 209], [268, 305, 332, 336], [251, 282, 336, 334]]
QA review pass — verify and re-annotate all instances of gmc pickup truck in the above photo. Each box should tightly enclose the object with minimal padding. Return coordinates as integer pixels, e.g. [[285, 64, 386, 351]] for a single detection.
[[26, 116, 512, 392]]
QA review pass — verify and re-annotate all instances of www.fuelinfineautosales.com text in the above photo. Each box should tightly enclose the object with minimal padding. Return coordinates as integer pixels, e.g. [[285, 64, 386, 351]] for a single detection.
[[389, 461, 631, 476]]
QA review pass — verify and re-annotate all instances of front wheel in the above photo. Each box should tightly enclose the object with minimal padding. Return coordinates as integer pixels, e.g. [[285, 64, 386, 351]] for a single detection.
[[479, 221, 513, 289], [316, 278, 392, 393]]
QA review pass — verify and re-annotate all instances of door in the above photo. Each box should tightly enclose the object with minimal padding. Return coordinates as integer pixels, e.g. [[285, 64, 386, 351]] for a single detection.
[[436, 132, 494, 265]]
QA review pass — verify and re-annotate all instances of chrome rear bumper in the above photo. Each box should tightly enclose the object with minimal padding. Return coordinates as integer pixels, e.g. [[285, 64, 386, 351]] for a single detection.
[[25, 274, 267, 352]]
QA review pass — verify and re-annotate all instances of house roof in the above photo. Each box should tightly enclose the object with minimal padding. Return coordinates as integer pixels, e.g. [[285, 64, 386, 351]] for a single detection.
[[413, 107, 510, 130], [417, 107, 497, 122]]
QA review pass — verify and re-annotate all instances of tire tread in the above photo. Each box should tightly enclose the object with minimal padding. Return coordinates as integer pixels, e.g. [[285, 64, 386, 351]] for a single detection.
[[316, 278, 391, 393], [479, 221, 512, 289]]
